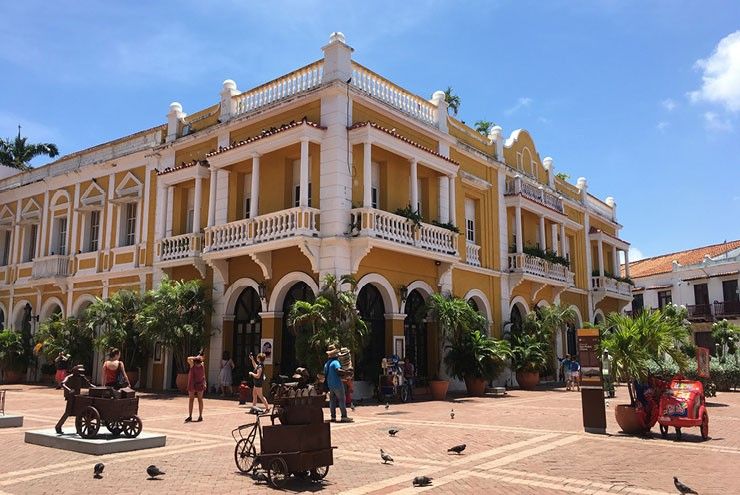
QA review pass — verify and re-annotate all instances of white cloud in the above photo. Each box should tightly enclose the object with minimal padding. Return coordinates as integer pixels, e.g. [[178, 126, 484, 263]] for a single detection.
[[688, 31, 740, 112], [0, 112, 61, 144], [661, 98, 677, 111], [704, 111, 733, 132], [656, 121, 670, 132], [505, 97, 533, 115]]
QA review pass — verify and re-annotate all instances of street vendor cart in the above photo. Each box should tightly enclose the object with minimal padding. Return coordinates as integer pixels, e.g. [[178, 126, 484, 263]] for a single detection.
[[72, 387, 141, 439], [657, 378, 708, 440]]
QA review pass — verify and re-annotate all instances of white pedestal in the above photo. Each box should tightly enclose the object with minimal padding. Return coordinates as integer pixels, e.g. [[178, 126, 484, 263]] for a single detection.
[[25, 429, 166, 455], [0, 415, 23, 428]]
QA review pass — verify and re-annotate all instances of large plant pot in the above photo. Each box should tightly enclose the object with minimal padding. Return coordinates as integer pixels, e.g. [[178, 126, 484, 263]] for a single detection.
[[2, 370, 26, 384], [175, 373, 189, 393], [127, 370, 139, 389], [429, 380, 449, 401], [464, 377, 487, 397], [614, 404, 647, 434], [516, 371, 540, 390]]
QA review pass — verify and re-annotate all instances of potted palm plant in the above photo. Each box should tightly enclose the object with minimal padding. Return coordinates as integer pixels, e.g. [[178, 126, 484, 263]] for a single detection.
[[444, 330, 511, 396], [510, 332, 549, 390], [0, 329, 26, 384]]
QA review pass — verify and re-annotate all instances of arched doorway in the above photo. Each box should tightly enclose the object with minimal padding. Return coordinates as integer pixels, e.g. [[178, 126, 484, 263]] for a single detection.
[[509, 304, 524, 335], [233, 287, 262, 384], [594, 312, 604, 325], [404, 290, 427, 378], [467, 298, 479, 312], [0, 308, 4, 330], [566, 323, 577, 357], [357, 284, 385, 382], [280, 282, 314, 375]]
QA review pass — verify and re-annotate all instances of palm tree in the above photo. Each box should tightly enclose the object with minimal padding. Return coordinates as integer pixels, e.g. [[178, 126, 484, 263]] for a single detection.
[[0, 126, 59, 171], [474, 120, 495, 136], [444, 87, 461, 116], [425, 293, 487, 344]]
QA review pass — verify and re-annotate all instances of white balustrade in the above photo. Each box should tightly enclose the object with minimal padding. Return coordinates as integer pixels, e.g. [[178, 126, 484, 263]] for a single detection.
[[466, 242, 481, 267], [591, 276, 632, 296], [157, 233, 203, 262], [233, 61, 324, 117], [351, 63, 436, 126], [205, 207, 319, 252], [32, 255, 70, 279], [586, 195, 615, 222], [350, 208, 458, 255], [508, 253, 573, 284], [505, 176, 564, 213]]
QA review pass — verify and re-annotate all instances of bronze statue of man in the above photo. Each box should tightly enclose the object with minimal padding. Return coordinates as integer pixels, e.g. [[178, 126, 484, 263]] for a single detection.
[[55, 364, 92, 434]]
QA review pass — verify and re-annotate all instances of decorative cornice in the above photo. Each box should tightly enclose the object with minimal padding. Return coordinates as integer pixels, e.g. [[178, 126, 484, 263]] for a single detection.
[[206, 117, 325, 157], [348, 121, 460, 166]]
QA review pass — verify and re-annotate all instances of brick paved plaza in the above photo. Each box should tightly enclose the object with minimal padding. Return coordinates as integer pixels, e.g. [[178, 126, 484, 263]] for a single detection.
[[0, 385, 737, 494]]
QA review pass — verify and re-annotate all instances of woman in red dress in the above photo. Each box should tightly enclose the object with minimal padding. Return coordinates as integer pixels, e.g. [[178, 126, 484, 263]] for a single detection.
[[185, 352, 207, 422]]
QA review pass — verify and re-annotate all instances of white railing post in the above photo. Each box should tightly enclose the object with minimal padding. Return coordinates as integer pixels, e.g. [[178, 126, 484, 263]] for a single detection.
[[166, 102, 185, 143], [219, 80, 239, 122], [431, 90, 448, 133]]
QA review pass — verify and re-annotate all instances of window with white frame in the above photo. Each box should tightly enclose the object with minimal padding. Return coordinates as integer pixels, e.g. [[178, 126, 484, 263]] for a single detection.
[[371, 162, 380, 209], [465, 198, 476, 244], [244, 173, 252, 219], [292, 159, 312, 207], [87, 210, 100, 252], [55, 217, 67, 255], [120, 202, 137, 247], [0, 230, 10, 266], [185, 187, 195, 233], [24, 224, 38, 262]]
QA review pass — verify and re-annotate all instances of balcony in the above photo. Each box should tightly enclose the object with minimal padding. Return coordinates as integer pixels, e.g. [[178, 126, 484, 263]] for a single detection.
[[32, 255, 70, 279], [687, 304, 713, 321], [350, 208, 458, 258], [505, 175, 564, 214], [157, 233, 204, 262], [466, 242, 481, 267], [204, 207, 319, 254], [591, 275, 633, 303], [714, 301, 740, 318], [508, 253, 574, 288]]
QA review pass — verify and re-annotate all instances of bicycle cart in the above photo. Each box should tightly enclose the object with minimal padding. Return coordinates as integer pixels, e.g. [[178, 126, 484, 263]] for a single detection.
[[233, 383, 333, 488], [657, 378, 708, 441], [376, 373, 409, 403], [71, 388, 141, 439]]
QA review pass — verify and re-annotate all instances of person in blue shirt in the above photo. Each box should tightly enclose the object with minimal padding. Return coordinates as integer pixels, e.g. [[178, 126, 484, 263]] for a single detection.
[[569, 358, 581, 391], [323, 344, 353, 423], [558, 355, 572, 389]]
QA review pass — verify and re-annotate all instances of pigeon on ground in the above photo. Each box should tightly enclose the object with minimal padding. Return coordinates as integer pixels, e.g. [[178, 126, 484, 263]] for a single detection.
[[147, 465, 166, 479], [673, 477, 698, 494], [93, 463, 104, 479], [380, 449, 394, 464], [413, 476, 433, 486], [385, 402, 390, 410], [447, 444, 466, 454], [450, 409, 455, 420], [388, 429, 399, 437]]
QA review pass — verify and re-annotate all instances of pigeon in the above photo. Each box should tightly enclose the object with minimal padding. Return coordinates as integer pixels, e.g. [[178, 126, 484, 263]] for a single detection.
[[93, 463, 104, 479], [388, 429, 399, 437], [380, 449, 394, 464], [448, 444, 466, 454], [385, 402, 390, 410], [252, 471, 269, 484], [147, 465, 166, 479], [673, 477, 698, 494], [413, 476, 433, 486], [450, 409, 455, 420]]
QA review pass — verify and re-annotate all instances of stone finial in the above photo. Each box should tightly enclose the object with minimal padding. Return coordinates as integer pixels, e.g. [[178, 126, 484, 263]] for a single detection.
[[543, 157, 555, 187], [220, 80, 240, 122], [167, 102, 186, 143], [576, 177, 588, 190], [222, 79, 237, 91], [489, 125, 504, 160], [542, 157, 553, 170], [329, 31, 346, 44], [323, 31, 353, 83], [672, 260, 681, 270], [431, 90, 448, 133], [168, 102, 183, 115], [431, 90, 446, 104], [605, 197, 615, 207]]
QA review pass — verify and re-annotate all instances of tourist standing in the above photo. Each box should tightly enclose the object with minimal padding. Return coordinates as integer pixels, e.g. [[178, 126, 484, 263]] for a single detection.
[[249, 352, 270, 411], [403, 356, 416, 400], [219, 351, 235, 397], [54, 351, 70, 389], [324, 344, 353, 422], [185, 352, 206, 422]]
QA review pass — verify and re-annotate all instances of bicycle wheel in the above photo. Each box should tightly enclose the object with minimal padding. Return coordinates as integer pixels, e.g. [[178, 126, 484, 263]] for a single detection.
[[400, 384, 409, 403], [234, 438, 257, 473], [268, 457, 289, 488]]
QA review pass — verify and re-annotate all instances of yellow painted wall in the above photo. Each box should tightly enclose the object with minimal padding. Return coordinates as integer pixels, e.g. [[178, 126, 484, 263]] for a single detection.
[[352, 103, 438, 151], [229, 101, 322, 144]]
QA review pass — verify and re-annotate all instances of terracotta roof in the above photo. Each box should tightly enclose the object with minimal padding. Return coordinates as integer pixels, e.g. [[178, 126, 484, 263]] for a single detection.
[[156, 159, 209, 176], [626, 239, 740, 279], [589, 227, 630, 245], [206, 118, 325, 157], [348, 121, 460, 166], [683, 270, 740, 282]]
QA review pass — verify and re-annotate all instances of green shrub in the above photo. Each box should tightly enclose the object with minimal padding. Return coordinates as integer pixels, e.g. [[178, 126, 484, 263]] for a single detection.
[[647, 358, 740, 397]]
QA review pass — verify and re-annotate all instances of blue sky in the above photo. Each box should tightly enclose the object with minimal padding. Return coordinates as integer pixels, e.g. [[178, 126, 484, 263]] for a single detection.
[[1, 1, 739, 261]]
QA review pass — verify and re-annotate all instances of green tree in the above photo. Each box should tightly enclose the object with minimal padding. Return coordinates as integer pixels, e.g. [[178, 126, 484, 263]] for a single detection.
[[444, 329, 511, 381], [555, 172, 570, 181], [288, 274, 368, 375], [139, 278, 213, 375], [0, 126, 59, 171], [85, 290, 147, 371], [711, 319, 739, 361], [474, 120, 495, 136], [512, 305, 576, 376], [0, 329, 24, 375], [425, 293, 487, 344], [35, 313, 93, 367], [444, 87, 461, 116]]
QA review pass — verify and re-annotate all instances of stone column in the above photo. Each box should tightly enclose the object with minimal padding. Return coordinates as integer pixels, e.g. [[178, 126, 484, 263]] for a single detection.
[[193, 176, 203, 233], [438, 176, 449, 223], [207, 271, 227, 386], [165, 186, 174, 237], [560, 224, 567, 259], [299, 138, 310, 207], [250, 154, 260, 218], [156, 183, 167, 241], [612, 245, 619, 276], [207, 168, 218, 227], [551, 223, 559, 255], [258, 311, 281, 393], [538, 215, 546, 251], [515, 206, 523, 253], [38, 190, 49, 257], [409, 158, 418, 211], [448, 175, 456, 225], [624, 250, 630, 278], [363, 141, 372, 208], [597, 237, 605, 277]]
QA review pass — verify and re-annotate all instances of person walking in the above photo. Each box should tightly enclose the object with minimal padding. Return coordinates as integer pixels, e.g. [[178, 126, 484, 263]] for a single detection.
[[54, 351, 70, 389], [219, 351, 235, 397], [558, 354, 572, 390], [324, 344, 353, 422], [570, 358, 581, 392], [249, 352, 270, 411], [185, 352, 206, 422]]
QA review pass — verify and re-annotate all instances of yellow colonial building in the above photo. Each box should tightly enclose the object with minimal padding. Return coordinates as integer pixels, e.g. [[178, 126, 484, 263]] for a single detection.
[[0, 33, 630, 390]]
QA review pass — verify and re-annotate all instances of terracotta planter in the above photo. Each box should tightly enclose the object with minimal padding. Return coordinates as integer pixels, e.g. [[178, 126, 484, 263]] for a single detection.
[[127, 370, 139, 389], [175, 373, 189, 393], [464, 377, 487, 397], [429, 380, 449, 401], [516, 371, 540, 390], [2, 370, 26, 384], [614, 404, 648, 434]]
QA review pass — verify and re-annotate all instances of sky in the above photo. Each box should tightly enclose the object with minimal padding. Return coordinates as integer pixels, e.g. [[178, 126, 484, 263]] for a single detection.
[[1, 0, 739, 261]]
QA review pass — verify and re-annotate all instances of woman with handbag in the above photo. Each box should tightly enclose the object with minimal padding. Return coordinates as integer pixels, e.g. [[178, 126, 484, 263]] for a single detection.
[[102, 348, 130, 389]]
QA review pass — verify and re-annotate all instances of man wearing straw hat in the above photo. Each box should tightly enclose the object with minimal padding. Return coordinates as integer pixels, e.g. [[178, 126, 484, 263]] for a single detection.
[[323, 344, 353, 423]]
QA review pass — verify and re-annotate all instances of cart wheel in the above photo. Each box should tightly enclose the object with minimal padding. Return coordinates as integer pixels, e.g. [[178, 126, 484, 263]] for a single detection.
[[675, 427, 682, 440], [75, 406, 100, 439], [700, 412, 709, 441], [400, 385, 409, 403], [310, 465, 329, 481], [659, 424, 668, 439], [122, 416, 143, 438], [106, 420, 123, 436], [234, 438, 257, 473], [268, 457, 289, 488]]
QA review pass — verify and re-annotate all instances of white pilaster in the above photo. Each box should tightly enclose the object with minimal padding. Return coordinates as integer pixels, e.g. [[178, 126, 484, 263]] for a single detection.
[[219, 80, 239, 122], [490, 126, 504, 162], [624, 250, 630, 278], [362, 141, 372, 208], [597, 237, 604, 277], [38, 191, 49, 257], [165, 186, 174, 237], [250, 154, 260, 218], [207, 168, 218, 227], [449, 175, 456, 225], [543, 157, 555, 188], [438, 176, 450, 223], [104, 174, 115, 250], [583, 212, 594, 322], [322, 32, 353, 83], [215, 170, 230, 225], [208, 269, 227, 386], [166, 102, 185, 143], [551, 223, 559, 256], [193, 176, 203, 233], [299, 139, 310, 207], [612, 245, 619, 276], [515, 206, 523, 253], [560, 223, 567, 259], [497, 169, 509, 272], [155, 183, 167, 241], [409, 158, 418, 211], [430, 90, 448, 133], [538, 215, 546, 251], [70, 183, 80, 255]]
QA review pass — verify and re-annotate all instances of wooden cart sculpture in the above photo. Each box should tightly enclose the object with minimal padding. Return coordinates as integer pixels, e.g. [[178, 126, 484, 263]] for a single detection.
[[72, 388, 142, 439], [233, 381, 333, 488]]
